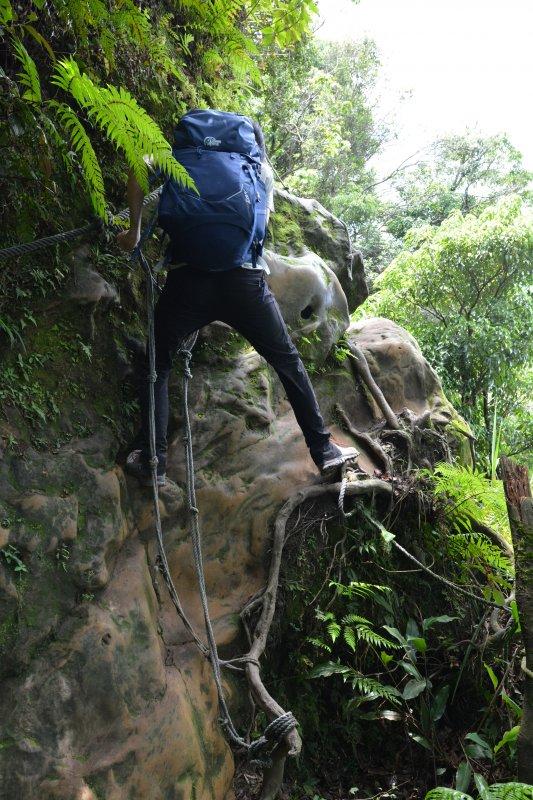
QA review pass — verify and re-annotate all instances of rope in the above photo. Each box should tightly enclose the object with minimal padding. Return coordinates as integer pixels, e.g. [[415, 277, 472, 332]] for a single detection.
[[137, 249, 208, 656], [0, 221, 101, 260], [0, 186, 163, 261], [135, 245, 297, 765], [338, 462, 348, 517]]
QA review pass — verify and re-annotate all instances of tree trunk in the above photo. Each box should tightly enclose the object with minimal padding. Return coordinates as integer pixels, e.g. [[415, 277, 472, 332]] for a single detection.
[[500, 455, 533, 783]]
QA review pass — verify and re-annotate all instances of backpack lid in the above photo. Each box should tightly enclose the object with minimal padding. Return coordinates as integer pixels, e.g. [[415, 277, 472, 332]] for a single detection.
[[173, 109, 261, 160]]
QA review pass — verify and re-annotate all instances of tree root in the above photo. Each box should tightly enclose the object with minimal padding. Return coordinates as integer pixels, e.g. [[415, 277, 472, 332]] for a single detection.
[[239, 477, 392, 798], [335, 403, 391, 474], [465, 513, 514, 562], [347, 343, 400, 430]]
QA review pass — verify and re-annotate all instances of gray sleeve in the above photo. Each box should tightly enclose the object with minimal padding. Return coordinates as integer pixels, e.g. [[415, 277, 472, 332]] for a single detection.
[[261, 161, 275, 212]]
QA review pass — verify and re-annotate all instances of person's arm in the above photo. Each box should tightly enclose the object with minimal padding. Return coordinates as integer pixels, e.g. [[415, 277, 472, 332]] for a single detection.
[[116, 169, 145, 251], [262, 160, 275, 226]]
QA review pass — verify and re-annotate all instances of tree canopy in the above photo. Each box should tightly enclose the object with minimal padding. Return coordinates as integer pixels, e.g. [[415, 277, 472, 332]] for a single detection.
[[363, 197, 533, 461]]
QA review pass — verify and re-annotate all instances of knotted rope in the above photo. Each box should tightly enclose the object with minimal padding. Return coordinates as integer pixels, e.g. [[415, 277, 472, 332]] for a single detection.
[[136, 246, 297, 765]]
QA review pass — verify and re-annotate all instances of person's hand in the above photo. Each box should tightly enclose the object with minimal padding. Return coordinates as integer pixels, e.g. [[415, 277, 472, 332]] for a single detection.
[[116, 229, 140, 252]]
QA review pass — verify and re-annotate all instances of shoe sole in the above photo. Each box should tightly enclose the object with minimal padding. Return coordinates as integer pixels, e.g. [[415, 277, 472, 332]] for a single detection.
[[319, 451, 359, 477]]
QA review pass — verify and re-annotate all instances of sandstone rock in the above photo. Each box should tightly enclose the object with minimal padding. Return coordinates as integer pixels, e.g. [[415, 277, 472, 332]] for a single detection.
[[66, 246, 118, 307], [263, 248, 349, 362], [0, 192, 474, 799], [270, 188, 368, 312]]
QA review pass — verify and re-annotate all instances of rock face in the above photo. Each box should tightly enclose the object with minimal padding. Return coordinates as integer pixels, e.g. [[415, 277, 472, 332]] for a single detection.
[[0, 194, 472, 799], [263, 248, 350, 362], [348, 317, 472, 442], [269, 188, 368, 312]]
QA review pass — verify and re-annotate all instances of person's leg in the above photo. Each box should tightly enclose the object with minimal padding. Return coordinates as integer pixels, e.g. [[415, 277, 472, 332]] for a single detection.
[[218, 269, 331, 457], [138, 267, 216, 473]]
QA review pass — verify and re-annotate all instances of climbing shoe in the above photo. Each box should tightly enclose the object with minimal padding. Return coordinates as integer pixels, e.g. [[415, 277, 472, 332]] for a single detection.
[[125, 449, 166, 487], [312, 442, 359, 477]]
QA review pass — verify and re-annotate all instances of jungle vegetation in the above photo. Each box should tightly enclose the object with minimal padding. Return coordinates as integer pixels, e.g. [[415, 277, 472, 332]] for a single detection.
[[1, 2, 532, 800]]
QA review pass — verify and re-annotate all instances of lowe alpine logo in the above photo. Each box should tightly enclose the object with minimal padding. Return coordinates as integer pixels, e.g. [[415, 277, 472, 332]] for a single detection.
[[203, 136, 221, 147]]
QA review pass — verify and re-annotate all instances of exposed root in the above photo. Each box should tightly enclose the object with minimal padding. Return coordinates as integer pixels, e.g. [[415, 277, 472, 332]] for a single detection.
[[347, 343, 400, 430], [466, 513, 514, 562], [238, 477, 392, 797], [335, 402, 391, 473]]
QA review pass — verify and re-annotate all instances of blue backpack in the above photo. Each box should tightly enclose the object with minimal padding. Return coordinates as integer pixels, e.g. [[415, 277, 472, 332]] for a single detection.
[[158, 109, 268, 271]]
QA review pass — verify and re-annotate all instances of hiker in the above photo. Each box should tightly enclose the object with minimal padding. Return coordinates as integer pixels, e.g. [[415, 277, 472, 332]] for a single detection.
[[117, 109, 357, 486]]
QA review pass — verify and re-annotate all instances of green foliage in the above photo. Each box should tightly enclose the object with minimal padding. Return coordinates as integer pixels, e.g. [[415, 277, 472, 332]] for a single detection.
[[1, 544, 28, 575], [425, 783, 533, 800], [12, 38, 42, 103], [256, 37, 391, 270], [429, 463, 511, 541], [387, 133, 532, 239], [1, 0, 318, 236], [363, 198, 533, 460], [49, 100, 105, 218]]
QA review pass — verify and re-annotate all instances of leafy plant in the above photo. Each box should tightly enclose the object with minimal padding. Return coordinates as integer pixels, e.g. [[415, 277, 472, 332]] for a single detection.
[[429, 463, 511, 541], [1, 544, 28, 574], [425, 781, 533, 799], [363, 198, 533, 460]]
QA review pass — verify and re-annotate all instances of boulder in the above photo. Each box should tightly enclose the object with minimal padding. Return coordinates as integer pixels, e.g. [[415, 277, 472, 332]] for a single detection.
[[263, 248, 350, 362], [269, 188, 368, 312]]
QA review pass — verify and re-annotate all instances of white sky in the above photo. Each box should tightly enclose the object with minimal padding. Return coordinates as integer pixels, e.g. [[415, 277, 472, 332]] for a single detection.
[[316, 0, 533, 189]]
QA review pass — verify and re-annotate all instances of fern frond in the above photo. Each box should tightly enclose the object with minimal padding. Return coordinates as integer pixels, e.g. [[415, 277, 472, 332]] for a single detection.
[[12, 38, 42, 102], [52, 59, 195, 194], [431, 463, 511, 539], [355, 623, 403, 651], [487, 784, 533, 800], [49, 101, 106, 218], [113, 2, 152, 47], [326, 621, 341, 643], [341, 613, 372, 626], [448, 532, 513, 575], [343, 626, 356, 651], [425, 791, 472, 800], [349, 674, 402, 702], [306, 636, 331, 653], [51, 58, 99, 106]]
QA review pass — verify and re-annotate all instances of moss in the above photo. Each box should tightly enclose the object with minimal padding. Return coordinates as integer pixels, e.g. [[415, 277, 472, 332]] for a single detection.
[[269, 196, 307, 255], [0, 738, 15, 751], [0, 611, 18, 652]]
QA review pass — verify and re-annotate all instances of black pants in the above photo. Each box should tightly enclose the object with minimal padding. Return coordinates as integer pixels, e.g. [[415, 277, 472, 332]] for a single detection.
[[139, 266, 330, 468]]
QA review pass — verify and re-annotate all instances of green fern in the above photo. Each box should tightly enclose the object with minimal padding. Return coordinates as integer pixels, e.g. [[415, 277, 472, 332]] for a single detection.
[[349, 673, 402, 703], [354, 623, 403, 651], [425, 784, 533, 800], [430, 463, 511, 540], [309, 661, 401, 703], [340, 614, 403, 651], [12, 39, 42, 103], [487, 785, 533, 800], [306, 636, 331, 653], [51, 58, 195, 200], [447, 532, 513, 576], [49, 101, 105, 217]]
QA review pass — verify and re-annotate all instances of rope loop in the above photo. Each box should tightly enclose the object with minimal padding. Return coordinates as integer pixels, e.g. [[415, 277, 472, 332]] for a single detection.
[[263, 711, 297, 742]]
